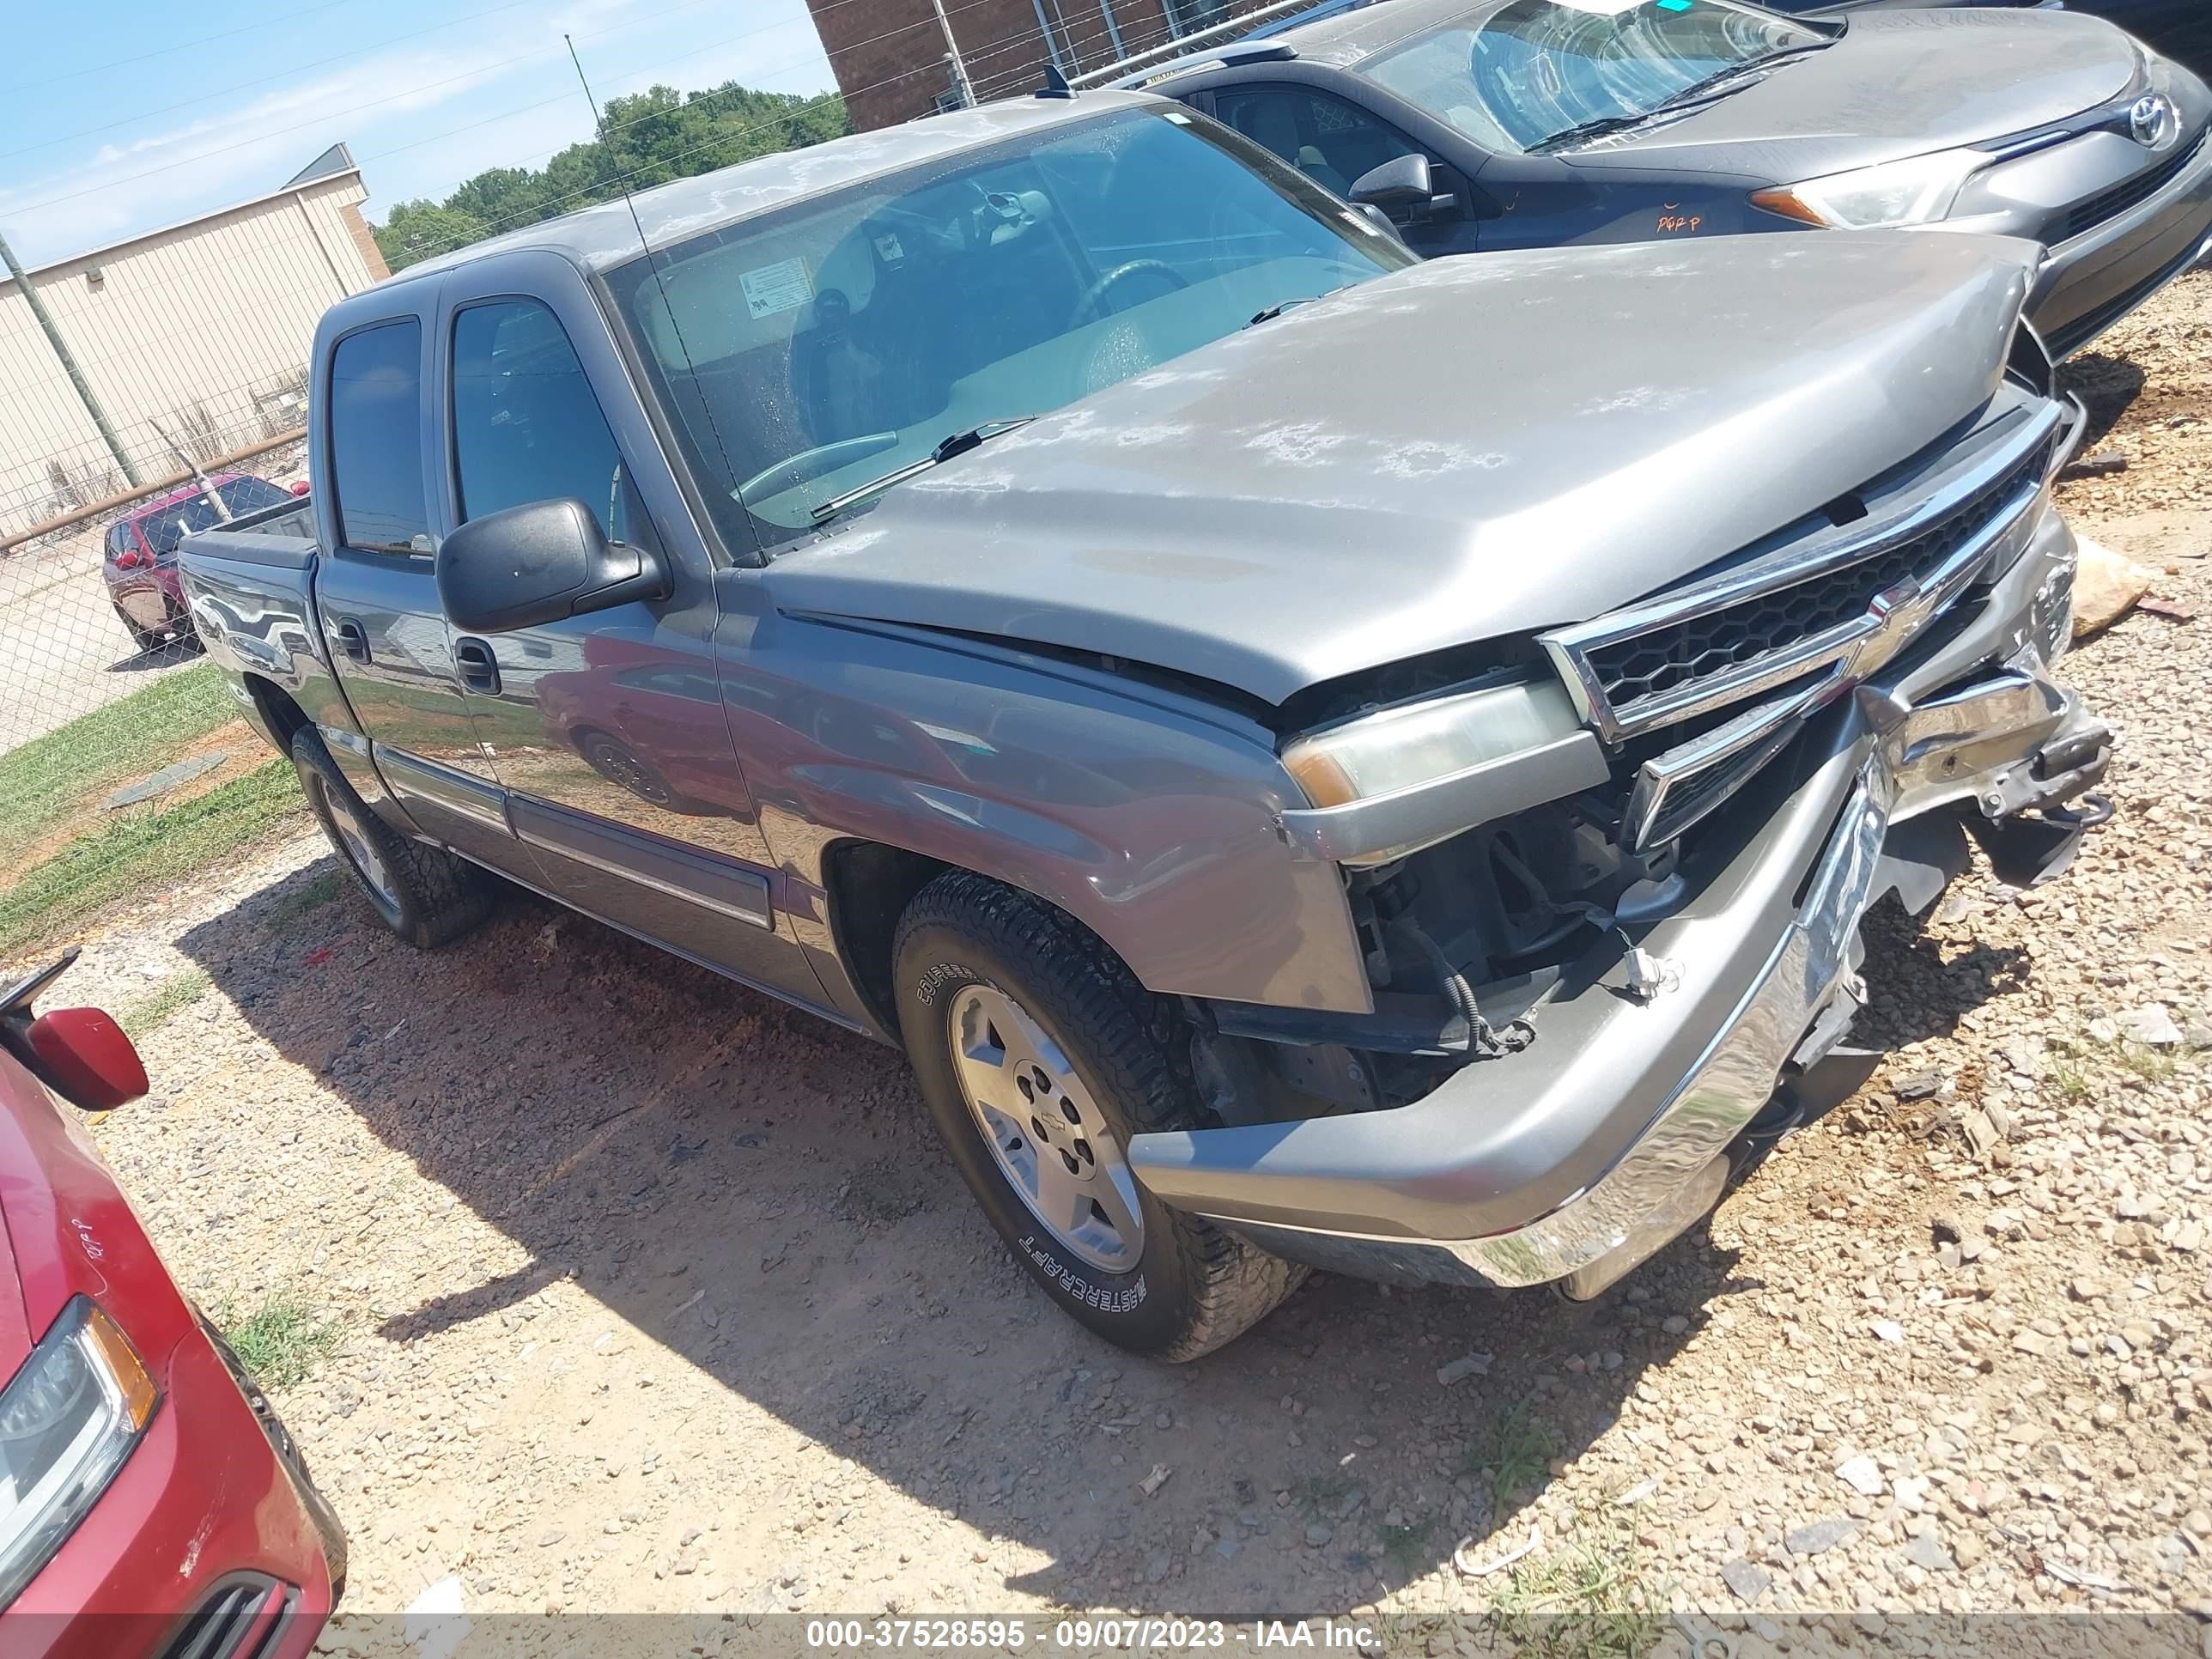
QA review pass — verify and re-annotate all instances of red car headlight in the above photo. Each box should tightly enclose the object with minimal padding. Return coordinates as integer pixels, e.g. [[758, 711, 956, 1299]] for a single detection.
[[0, 1299, 159, 1609]]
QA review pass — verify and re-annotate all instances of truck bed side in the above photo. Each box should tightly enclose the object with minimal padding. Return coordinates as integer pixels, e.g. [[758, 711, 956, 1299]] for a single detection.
[[177, 528, 361, 757]]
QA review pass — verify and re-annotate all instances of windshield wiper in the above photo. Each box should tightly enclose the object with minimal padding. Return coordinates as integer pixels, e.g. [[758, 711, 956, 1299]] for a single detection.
[[1248, 289, 1341, 327], [809, 418, 1037, 524], [1648, 42, 1828, 114], [1532, 44, 1829, 153]]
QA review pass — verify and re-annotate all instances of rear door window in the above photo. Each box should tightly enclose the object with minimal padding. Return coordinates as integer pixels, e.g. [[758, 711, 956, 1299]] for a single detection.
[[328, 320, 432, 554]]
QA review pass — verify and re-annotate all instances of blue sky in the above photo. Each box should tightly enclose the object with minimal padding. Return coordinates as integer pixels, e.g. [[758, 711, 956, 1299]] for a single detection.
[[0, 0, 839, 269]]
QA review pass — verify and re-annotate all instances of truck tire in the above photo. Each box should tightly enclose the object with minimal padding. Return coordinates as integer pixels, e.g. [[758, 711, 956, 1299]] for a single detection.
[[289, 725, 496, 950], [893, 872, 1304, 1360]]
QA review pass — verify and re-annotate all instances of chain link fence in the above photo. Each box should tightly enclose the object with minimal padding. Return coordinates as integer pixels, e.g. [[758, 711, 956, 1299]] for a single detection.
[[0, 0, 1316, 961]]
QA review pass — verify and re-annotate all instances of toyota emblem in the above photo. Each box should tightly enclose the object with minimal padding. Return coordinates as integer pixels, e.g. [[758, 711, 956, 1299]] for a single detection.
[[2130, 93, 2178, 150]]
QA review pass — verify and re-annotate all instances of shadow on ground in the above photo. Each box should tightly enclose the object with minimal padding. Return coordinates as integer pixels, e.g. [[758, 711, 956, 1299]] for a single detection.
[[2062, 353, 2148, 452], [174, 854, 2018, 1607], [107, 637, 204, 675]]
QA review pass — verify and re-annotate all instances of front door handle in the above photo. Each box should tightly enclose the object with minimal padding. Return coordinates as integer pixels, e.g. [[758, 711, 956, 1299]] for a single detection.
[[453, 637, 501, 696], [332, 617, 370, 664]]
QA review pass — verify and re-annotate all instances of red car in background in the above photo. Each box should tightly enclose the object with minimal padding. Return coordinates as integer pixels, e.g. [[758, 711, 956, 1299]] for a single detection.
[[0, 951, 342, 1657], [101, 477, 301, 656]]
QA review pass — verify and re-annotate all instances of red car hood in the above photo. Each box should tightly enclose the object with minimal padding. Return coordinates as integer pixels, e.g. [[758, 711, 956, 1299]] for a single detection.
[[0, 1047, 192, 1381], [0, 1193, 28, 1377], [0, 1064, 58, 1376]]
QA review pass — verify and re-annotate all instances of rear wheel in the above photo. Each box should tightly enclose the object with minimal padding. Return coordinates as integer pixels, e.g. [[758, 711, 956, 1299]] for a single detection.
[[289, 725, 496, 948], [893, 872, 1304, 1360]]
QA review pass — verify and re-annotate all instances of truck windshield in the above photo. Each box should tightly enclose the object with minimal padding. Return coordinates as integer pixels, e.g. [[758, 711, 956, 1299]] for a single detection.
[[605, 107, 1410, 553], [1361, 0, 1829, 155]]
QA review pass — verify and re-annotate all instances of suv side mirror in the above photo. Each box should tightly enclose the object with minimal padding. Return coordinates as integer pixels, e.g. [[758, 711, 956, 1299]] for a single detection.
[[1350, 153, 1443, 223], [437, 499, 670, 634]]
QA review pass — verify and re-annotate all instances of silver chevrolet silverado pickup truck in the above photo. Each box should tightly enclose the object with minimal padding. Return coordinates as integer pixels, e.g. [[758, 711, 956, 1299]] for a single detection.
[[180, 92, 2111, 1359]]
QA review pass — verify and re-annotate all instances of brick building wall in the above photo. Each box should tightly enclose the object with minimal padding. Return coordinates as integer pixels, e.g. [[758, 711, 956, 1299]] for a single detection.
[[807, 0, 1283, 130]]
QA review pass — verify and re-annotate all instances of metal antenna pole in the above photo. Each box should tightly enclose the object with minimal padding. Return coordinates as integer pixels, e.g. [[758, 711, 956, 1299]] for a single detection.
[[0, 228, 143, 487], [930, 0, 977, 106]]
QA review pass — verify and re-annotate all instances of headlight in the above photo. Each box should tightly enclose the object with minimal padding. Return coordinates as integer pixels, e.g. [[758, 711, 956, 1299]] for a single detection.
[[1751, 149, 1985, 229], [0, 1298, 158, 1608], [1281, 677, 1585, 865]]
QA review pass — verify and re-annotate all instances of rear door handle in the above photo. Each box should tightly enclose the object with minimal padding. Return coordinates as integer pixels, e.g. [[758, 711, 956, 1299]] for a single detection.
[[332, 617, 370, 664], [453, 637, 501, 696]]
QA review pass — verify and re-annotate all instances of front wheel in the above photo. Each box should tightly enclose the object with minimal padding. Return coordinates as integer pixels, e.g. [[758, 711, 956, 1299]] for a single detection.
[[289, 725, 497, 949], [893, 872, 1304, 1360]]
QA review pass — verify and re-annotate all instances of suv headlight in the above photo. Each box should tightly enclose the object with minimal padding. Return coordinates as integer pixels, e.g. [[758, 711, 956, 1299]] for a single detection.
[[1752, 149, 1984, 229], [0, 1298, 158, 1608]]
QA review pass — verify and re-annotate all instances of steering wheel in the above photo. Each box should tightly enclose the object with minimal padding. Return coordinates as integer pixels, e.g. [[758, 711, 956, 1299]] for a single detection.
[[1066, 259, 1190, 329]]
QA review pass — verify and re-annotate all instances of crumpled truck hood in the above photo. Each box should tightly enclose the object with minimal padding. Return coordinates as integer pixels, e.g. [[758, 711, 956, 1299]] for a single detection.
[[1565, 9, 2141, 182], [766, 229, 2040, 707]]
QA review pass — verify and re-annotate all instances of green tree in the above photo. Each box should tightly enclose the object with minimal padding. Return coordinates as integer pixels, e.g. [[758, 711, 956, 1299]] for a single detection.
[[374, 201, 490, 271], [373, 82, 848, 272]]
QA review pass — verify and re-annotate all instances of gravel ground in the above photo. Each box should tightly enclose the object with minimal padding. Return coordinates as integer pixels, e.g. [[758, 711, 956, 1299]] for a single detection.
[[25, 277, 2212, 1645]]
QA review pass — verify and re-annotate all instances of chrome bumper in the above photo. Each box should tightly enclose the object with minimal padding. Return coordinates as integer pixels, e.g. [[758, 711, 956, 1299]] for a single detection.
[[1128, 509, 2111, 1292]]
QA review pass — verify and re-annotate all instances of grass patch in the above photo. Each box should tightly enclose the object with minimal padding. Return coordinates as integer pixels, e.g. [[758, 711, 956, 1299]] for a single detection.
[[217, 1293, 341, 1391], [2112, 1041, 2182, 1083], [1486, 1505, 1666, 1659], [1381, 1514, 1437, 1576], [1292, 1473, 1354, 1522], [1469, 1401, 1555, 1511], [0, 664, 234, 865], [116, 967, 212, 1039], [261, 868, 345, 932], [2050, 1058, 2094, 1103], [0, 758, 304, 956]]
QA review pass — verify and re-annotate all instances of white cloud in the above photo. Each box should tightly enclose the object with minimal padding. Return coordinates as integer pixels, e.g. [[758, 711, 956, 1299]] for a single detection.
[[0, 0, 830, 264]]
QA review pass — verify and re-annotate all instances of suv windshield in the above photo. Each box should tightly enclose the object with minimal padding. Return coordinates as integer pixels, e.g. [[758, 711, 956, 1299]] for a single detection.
[[606, 107, 1410, 552], [137, 477, 293, 556], [1362, 0, 1828, 155]]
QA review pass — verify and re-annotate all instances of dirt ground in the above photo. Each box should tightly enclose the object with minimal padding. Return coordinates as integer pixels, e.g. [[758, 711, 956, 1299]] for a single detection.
[[24, 278, 2212, 1645]]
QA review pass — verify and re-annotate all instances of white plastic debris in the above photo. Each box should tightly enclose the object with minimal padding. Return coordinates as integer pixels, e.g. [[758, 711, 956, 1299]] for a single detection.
[[404, 1575, 469, 1659]]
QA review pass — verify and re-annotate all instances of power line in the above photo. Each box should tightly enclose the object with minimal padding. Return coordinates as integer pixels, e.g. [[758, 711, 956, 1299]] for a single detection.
[[0, 0, 940, 167], [1, 0, 546, 165], [0, 0, 361, 94], [356, 0, 1023, 175]]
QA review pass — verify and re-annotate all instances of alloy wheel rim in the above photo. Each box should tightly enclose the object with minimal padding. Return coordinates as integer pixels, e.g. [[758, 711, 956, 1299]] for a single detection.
[[315, 777, 397, 908], [946, 984, 1145, 1273]]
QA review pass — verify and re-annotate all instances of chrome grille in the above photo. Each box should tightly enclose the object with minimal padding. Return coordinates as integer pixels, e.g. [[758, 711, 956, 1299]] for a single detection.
[[158, 1574, 296, 1659], [1542, 404, 2063, 747], [1581, 442, 2046, 718]]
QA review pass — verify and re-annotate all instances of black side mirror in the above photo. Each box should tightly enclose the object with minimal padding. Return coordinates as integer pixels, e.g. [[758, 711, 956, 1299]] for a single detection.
[[436, 499, 670, 634], [1350, 153, 1439, 222]]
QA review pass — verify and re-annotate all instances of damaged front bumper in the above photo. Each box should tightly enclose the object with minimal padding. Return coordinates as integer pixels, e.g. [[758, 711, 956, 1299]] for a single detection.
[[1126, 507, 2112, 1293]]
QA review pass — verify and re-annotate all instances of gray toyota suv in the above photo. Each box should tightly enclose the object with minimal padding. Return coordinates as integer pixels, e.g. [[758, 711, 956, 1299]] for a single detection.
[[182, 93, 2111, 1359]]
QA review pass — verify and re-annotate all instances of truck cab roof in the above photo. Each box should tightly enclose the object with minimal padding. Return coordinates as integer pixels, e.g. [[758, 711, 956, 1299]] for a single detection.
[[368, 90, 1169, 297]]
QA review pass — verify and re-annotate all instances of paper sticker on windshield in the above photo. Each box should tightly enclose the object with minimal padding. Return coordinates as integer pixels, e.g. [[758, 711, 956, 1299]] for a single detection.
[[740, 257, 814, 319], [1547, 0, 1651, 12]]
